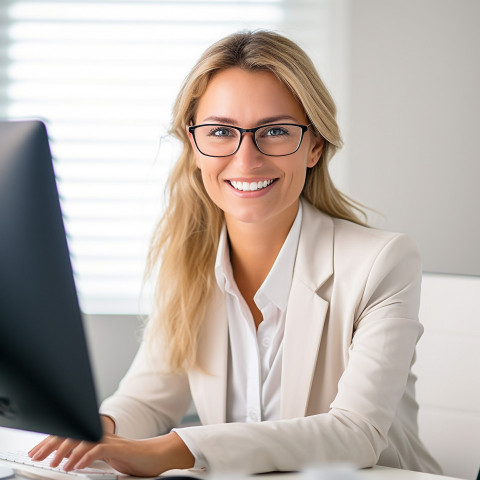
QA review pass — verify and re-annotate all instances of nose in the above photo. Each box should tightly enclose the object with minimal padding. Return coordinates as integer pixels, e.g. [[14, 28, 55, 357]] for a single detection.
[[233, 132, 263, 169]]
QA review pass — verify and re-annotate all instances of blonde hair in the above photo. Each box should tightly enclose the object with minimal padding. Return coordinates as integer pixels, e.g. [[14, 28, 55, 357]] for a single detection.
[[146, 30, 367, 372]]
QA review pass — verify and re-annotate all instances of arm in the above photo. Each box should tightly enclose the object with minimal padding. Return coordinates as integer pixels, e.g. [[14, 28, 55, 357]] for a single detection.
[[100, 415, 115, 434], [28, 429, 194, 476]]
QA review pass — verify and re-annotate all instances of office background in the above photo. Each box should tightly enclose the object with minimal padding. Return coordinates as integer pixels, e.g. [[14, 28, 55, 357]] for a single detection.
[[0, 1, 479, 479]]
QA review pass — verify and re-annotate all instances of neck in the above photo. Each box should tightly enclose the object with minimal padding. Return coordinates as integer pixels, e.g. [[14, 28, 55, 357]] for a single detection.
[[226, 200, 299, 292]]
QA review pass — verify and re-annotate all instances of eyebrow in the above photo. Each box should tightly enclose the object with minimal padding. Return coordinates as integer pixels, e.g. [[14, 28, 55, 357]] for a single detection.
[[199, 114, 300, 125]]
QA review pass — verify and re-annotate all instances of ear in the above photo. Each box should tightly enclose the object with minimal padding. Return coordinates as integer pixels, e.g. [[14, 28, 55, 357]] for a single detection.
[[307, 136, 324, 168]]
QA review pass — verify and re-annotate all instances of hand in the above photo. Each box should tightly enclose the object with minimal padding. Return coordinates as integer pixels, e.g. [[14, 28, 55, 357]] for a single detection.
[[28, 432, 195, 477], [28, 416, 115, 469]]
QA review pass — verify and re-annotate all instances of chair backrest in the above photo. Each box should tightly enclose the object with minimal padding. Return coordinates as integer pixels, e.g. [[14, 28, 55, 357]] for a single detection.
[[414, 273, 480, 480]]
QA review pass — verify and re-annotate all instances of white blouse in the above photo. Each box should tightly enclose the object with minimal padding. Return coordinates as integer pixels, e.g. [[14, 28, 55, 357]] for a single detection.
[[218, 202, 303, 423]]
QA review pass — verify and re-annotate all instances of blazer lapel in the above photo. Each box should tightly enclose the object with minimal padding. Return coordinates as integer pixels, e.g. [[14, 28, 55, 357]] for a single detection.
[[281, 200, 334, 418], [187, 286, 228, 425]]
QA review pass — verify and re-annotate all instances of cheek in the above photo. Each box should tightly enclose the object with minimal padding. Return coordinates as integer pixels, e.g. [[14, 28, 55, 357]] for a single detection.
[[279, 162, 309, 203], [284, 158, 309, 189], [197, 164, 223, 202], [290, 169, 308, 196]]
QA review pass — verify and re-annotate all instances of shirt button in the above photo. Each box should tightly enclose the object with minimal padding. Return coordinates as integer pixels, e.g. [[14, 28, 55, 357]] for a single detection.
[[262, 337, 271, 348], [248, 410, 260, 422]]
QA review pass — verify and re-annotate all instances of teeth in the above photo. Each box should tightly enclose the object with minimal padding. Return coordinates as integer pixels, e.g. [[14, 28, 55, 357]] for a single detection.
[[230, 179, 274, 191]]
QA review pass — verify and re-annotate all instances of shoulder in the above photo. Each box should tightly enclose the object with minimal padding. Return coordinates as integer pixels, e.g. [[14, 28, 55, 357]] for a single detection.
[[334, 216, 418, 259], [300, 199, 421, 278], [302, 198, 417, 249], [299, 200, 422, 322]]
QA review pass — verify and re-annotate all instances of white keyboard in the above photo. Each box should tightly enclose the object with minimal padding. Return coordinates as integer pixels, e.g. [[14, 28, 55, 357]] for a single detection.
[[0, 450, 117, 479]]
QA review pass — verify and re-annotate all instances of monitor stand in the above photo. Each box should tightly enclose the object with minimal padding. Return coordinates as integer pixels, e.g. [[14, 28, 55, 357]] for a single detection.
[[0, 465, 14, 480]]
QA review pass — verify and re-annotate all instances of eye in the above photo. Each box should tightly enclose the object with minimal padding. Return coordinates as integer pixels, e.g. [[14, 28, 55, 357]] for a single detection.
[[207, 126, 236, 138], [262, 125, 290, 137]]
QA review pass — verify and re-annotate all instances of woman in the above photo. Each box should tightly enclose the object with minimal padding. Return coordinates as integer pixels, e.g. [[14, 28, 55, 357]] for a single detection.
[[29, 30, 441, 476]]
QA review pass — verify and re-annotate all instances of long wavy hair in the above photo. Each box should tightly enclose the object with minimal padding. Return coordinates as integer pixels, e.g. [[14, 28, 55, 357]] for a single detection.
[[145, 30, 367, 372]]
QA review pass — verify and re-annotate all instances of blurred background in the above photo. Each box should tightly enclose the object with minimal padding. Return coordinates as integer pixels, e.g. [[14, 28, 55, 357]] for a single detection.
[[0, 1, 479, 479]]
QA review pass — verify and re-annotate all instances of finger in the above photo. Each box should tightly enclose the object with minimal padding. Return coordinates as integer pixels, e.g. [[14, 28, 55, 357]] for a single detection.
[[50, 438, 81, 468], [28, 436, 58, 457], [72, 445, 104, 471], [30, 436, 65, 461], [62, 442, 97, 472], [66, 435, 118, 472]]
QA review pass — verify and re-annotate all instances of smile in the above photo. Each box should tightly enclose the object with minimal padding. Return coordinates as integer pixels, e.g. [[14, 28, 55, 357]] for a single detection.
[[228, 179, 276, 192]]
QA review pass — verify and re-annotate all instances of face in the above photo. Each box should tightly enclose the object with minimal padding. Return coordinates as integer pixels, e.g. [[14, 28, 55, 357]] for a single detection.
[[188, 67, 323, 230]]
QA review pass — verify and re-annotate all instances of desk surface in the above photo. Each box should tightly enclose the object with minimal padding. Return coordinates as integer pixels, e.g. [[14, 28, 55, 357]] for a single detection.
[[0, 427, 460, 480]]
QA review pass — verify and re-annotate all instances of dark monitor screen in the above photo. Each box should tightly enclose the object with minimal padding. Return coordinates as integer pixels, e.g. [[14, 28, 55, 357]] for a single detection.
[[0, 120, 102, 442]]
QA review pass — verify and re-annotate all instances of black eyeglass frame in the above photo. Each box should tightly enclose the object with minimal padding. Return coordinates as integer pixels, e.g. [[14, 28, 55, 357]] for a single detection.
[[188, 123, 311, 157]]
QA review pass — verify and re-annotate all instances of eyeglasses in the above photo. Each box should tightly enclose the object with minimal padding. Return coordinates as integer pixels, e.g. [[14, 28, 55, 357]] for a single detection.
[[188, 123, 310, 157]]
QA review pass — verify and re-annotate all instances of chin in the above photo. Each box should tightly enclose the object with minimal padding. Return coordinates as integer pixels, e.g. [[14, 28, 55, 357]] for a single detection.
[[225, 206, 272, 225]]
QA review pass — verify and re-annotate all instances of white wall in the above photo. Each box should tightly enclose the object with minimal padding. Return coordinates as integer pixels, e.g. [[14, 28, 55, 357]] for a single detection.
[[83, 314, 143, 402], [342, 0, 480, 276]]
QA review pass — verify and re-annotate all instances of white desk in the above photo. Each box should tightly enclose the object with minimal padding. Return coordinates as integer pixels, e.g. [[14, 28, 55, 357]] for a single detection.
[[0, 427, 461, 480]]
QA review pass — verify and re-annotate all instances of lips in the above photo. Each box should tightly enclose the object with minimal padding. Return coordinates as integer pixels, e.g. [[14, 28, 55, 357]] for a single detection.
[[228, 179, 276, 192]]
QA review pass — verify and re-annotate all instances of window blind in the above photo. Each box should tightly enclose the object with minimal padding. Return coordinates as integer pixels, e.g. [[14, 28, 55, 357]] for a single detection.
[[0, 0, 335, 314]]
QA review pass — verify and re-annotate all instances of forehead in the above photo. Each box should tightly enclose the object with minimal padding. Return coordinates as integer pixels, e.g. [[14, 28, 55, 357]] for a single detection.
[[195, 67, 306, 124]]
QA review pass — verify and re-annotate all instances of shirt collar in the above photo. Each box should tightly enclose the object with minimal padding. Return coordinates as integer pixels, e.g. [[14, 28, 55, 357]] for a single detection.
[[215, 202, 303, 312], [215, 223, 233, 293]]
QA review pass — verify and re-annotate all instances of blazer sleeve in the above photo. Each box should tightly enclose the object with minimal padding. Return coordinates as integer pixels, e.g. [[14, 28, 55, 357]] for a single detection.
[[176, 234, 424, 473], [99, 340, 191, 439]]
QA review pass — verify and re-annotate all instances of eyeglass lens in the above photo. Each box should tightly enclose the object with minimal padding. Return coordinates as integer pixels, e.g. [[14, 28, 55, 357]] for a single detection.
[[193, 124, 304, 157]]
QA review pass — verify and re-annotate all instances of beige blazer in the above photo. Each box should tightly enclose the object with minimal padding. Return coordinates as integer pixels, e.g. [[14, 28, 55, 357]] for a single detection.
[[100, 199, 441, 474]]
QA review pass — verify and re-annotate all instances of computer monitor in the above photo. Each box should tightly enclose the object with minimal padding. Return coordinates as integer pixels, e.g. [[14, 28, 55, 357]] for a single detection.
[[0, 120, 102, 442]]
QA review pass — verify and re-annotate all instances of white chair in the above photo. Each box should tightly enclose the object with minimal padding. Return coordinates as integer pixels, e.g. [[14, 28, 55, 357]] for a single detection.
[[414, 273, 480, 480]]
